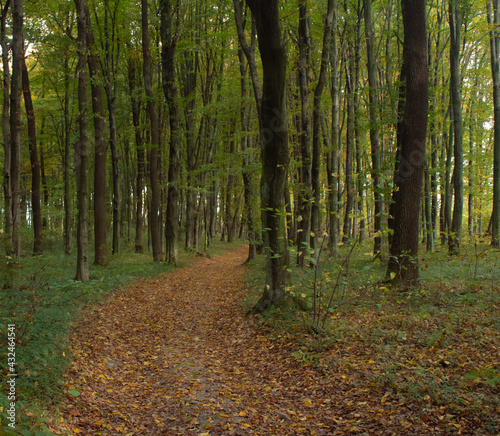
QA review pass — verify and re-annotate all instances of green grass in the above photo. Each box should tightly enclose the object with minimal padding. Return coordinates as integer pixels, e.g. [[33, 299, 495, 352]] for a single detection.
[[0, 235, 239, 434]]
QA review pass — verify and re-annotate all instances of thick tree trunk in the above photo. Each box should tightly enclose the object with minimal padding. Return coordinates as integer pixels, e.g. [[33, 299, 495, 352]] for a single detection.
[[387, 0, 428, 288], [247, 0, 289, 314], [74, 0, 90, 282], [142, 0, 162, 261], [449, 2, 464, 254], [21, 59, 43, 254], [10, 0, 22, 257], [488, 0, 500, 247]]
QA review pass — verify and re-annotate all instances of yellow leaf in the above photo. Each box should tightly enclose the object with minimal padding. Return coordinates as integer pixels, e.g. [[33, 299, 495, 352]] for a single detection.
[[390, 272, 396, 280], [310, 231, 315, 238], [367, 359, 376, 364], [303, 398, 313, 407]]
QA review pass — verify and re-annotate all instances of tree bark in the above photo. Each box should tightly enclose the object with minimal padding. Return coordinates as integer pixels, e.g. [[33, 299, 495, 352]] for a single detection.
[[363, 0, 384, 257], [296, 0, 312, 265], [21, 59, 43, 254], [142, 0, 162, 261], [127, 51, 145, 253], [246, 0, 289, 314], [1, 0, 11, 244], [160, 0, 183, 265], [448, 1, 464, 254], [488, 0, 500, 247], [311, 0, 335, 253], [387, 0, 428, 288], [74, 0, 90, 282], [327, 5, 340, 254], [10, 0, 22, 257], [63, 54, 72, 255], [86, 8, 108, 266]]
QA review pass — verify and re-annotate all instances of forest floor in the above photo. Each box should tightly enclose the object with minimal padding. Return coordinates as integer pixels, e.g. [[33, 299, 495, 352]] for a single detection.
[[54, 245, 499, 436]]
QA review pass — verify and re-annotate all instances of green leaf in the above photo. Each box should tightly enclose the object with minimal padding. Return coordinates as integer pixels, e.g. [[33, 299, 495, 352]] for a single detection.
[[68, 389, 81, 397]]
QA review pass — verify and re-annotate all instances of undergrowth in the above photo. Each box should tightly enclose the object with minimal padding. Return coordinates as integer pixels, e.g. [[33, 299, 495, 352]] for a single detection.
[[244, 239, 500, 432]]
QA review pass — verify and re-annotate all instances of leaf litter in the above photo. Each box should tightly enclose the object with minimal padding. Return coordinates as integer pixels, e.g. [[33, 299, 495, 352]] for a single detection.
[[57, 246, 499, 435]]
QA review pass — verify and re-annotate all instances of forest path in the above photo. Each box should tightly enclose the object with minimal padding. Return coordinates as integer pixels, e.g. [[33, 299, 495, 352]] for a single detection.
[[60, 246, 416, 435]]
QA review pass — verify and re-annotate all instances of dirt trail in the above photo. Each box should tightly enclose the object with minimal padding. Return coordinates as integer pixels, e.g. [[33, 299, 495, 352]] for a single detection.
[[60, 246, 441, 435]]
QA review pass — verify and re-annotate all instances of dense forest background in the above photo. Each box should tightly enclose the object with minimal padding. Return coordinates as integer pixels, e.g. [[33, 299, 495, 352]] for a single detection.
[[1, 0, 500, 290]]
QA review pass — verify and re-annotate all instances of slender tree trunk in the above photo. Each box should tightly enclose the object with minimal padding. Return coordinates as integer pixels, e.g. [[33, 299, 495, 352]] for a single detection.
[[1, 0, 11, 242], [296, 0, 312, 265], [86, 10, 108, 266], [142, 0, 162, 261], [63, 54, 72, 255], [101, 0, 121, 255], [238, 47, 257, 261], [363, 0, 384, 257], [343, 44, 355, 242], [127, 53, 145, 253], [327, 5, 340, 254], [387, 0, 428, 287], [488, 0, 500, 247], [74, 0, 90, 282], [247, 0, 289, 314], [311, 0, 335, 253], [160, 0, 183, 265], [22, 59, 43, 254], [449, 2, 463, 254], [10, 0, 23, 258]]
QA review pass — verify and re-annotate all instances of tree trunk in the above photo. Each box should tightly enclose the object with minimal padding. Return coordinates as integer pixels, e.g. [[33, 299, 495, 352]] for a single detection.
[[10, 0, 22, 257], [63, 54, 72, 255], [343, 43, 355, 242], [387, 0, 428, 288], [142, 0, 162, 261], [74, 0, 90, 282], [86, 9, 108, 266], [311, 0, 335, 253], [127, 52, 145, 253], [448, 2, 464, 254], [363, 0, 385, 257], [1, 0, 11, 243], [488, 0, 500, 247], [327, 5, 340, 254], [247, 0, 289, 314], [102, 0, 121, 255], [21, 59, 43, 254], [296, 0, 312, 265], [160, 0, 182, 265]]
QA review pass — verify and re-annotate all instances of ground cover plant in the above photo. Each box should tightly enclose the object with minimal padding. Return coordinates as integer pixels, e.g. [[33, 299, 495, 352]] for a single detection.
[[243, 239, 500, 433]]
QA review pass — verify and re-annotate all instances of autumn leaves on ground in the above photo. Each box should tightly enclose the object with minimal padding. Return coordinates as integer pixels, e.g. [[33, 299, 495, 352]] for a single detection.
[[57, 246, 498, 435]]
